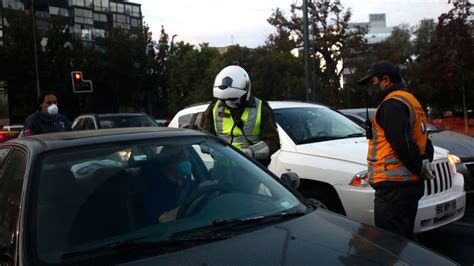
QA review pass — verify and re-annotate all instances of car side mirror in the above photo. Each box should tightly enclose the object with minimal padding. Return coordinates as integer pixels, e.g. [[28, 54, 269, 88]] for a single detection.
[[281, 172, 300, 189]]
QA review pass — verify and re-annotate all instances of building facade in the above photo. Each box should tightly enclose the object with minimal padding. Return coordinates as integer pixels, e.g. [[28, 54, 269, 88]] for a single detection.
[[0, 0, 142, 46]]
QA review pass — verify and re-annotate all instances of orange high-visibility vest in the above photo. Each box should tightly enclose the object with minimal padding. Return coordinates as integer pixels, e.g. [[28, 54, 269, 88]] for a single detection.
[[367, 90, 428, 185]]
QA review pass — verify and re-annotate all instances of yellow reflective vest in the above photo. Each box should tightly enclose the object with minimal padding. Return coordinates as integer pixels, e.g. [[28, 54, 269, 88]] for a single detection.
[[212, 98, 263, 149], [368, 90, 428, 185]]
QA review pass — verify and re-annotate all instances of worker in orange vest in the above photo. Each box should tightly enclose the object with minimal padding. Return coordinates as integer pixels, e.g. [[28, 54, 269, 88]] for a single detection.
[[357, 60, 435, 241]]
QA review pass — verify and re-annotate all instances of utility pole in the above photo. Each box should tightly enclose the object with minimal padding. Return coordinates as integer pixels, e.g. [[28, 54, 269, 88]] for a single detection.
[[31, 0, 41, 99], [302, 0, 311, 102]]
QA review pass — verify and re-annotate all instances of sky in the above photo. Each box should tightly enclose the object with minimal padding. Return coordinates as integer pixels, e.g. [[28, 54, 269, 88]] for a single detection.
[[138, 0, 453, 48]]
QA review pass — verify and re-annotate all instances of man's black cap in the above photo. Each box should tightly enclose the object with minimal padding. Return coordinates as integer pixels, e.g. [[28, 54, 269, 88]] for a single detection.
[[357, 60, 400, 85]]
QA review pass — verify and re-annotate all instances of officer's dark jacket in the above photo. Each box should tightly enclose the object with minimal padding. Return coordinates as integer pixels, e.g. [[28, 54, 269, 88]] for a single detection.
[[23, 110, 72, 136]]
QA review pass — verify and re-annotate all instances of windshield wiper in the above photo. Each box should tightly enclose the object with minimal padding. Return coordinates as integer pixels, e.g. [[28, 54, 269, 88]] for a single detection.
[[341, 133, 366, 138], [169, 211, 308, 242], [211, 211, 308, 227], [61, 232, 227, 260]]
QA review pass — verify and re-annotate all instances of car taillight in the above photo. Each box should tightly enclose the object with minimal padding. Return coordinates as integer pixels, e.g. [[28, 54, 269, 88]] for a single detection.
[[0, 133, 18, 143]]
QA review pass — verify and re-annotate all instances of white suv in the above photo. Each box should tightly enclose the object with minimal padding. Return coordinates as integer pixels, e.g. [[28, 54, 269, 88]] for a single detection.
[[169, 101, 466, 233]]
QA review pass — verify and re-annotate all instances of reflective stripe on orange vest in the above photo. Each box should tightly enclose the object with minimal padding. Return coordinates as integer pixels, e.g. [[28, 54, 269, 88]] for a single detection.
[[367, 90, 428, 185]]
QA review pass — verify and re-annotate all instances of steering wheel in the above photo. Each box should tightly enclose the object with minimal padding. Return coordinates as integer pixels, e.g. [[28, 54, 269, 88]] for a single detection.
[[176, 182, 230, 219]]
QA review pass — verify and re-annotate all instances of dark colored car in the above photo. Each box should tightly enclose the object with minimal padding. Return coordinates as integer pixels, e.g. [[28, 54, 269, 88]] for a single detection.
[[72, 113, 159, 130], [340, 108, 474, 193], [0, 128, 455, 265]]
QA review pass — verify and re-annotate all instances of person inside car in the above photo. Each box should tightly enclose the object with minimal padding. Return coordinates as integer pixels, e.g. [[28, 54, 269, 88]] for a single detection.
[[143, 146, 216, 224]]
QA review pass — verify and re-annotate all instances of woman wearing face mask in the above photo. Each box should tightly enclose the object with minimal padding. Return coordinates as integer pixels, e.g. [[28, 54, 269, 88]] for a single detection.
[[23, 91, 72, 136]]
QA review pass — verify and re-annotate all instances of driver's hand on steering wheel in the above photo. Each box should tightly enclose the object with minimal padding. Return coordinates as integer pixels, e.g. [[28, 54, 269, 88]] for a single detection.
[[198, 179, 219, 189], [158, 206, 180, 223]]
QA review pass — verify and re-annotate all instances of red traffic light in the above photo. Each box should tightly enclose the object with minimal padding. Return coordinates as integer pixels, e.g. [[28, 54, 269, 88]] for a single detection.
[[74, 73, 82, 80]]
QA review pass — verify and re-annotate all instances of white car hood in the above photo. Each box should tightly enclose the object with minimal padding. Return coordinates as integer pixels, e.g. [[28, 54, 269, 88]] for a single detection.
[[294, 137, 447, 165]]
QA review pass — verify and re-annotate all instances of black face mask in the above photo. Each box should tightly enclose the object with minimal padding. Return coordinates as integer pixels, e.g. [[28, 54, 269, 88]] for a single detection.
[[368, 84, 379, 99]]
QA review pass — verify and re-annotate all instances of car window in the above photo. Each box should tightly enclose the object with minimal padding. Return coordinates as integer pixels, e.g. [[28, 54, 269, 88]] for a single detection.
[[98, 115, 159, 128], [0, 149, 27, 247], [72, 118, 84, 130], [275, 107, 365, 144], [31, 137, 305, 264], [82, 118, 96, 130], [178, 113, 193, 128], [0, 148, 11, 169]]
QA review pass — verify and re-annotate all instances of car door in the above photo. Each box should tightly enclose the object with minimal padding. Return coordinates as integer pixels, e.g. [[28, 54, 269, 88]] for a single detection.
[[0, 147, 27, 264]]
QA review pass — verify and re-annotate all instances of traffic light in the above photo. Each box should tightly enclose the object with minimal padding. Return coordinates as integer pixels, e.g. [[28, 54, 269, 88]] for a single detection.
[[71, 71, 93, 93]]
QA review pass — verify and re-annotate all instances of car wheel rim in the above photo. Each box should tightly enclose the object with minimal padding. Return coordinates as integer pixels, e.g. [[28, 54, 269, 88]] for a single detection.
[[307, 198, 328, 209]]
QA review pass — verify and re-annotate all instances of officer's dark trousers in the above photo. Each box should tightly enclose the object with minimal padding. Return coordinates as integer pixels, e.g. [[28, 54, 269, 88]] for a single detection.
[[374, 182, 425, 241]]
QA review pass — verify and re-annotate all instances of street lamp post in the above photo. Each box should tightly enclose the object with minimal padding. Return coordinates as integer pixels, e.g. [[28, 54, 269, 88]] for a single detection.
[[31, 0, 40, 99], [302, 0, 311, 102]]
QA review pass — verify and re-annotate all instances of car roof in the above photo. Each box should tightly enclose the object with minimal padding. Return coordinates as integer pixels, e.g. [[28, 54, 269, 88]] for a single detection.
[[339, 108, 376, 114], [6, 127, 207, 151], [77, 113, 151, 118]]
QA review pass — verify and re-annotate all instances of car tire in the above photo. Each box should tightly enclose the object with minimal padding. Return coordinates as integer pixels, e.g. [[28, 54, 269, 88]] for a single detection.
[[301, 186, 345, 215]]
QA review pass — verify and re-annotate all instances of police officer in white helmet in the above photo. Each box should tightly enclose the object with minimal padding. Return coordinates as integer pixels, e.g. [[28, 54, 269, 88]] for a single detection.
[[199, 65, 280, 167]]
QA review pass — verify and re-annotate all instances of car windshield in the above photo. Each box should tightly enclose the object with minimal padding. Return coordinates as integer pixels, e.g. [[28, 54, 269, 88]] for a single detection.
[[98, 115, 159, 128], [274, 107, 365, 144], [30, 136, 305, 264]]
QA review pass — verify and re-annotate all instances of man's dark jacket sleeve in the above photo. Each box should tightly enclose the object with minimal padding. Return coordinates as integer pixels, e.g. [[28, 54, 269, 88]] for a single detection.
[[376, 99, 434, 176]]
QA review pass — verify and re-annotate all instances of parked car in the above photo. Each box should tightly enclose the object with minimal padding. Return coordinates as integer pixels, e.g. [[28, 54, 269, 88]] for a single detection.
[[0, 125, 23, 143], [72, 113, 160, 130], [169, 102, 466, 233], [340, 108, 474, 194], [0, 127, 456, 265]]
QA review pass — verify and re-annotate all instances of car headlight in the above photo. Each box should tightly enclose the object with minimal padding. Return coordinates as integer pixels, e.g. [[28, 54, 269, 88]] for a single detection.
[[448, 152, 461, 174], [350, 170, 370, 187]]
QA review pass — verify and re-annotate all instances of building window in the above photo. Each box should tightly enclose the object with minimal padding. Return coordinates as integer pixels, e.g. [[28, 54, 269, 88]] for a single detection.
[[113, 13, 129, 29], [131, 6, 140, 17], [74, 8, 93, 25], [93, 13, 107, 22], [93, 0, 108, 12], [82, 28, 91, 40], [69, 0, 84, 7], [117, 3, 124, 13], [111, 2, 124, 13], [49, 6, 70, 17], [2, 0, 24, 10], [92, 28, 105, 38], [130, 18, 140, 28]]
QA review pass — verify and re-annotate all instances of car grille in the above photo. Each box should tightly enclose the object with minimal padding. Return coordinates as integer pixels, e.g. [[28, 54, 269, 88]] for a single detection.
[[424, 160, 453, 196]]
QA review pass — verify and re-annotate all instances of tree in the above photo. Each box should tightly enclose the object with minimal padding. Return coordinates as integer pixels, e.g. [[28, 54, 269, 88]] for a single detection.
[[267, 0, 367, 107], [430, 0, 473, 117]]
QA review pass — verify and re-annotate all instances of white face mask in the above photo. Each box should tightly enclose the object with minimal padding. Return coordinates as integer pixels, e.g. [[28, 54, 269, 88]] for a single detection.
[[47, 104, 59, 115]]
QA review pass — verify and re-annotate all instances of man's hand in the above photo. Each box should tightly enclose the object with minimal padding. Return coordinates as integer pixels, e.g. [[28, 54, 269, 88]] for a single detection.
[[421, 159, 436, 180], [158, 206, 180, 223]]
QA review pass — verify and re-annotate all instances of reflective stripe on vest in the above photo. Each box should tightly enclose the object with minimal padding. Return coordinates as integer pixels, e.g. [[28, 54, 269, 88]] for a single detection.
[[212, 99, 262, 148], [367, 90, 428, 185]]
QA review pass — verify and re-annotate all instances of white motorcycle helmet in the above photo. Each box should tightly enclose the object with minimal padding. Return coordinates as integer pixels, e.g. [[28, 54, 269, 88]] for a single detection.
[[213, 65, 251, 108]]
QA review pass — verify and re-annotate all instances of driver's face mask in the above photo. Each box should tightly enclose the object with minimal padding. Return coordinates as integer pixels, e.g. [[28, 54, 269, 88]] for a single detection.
[[177, 160, 192, 177]]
